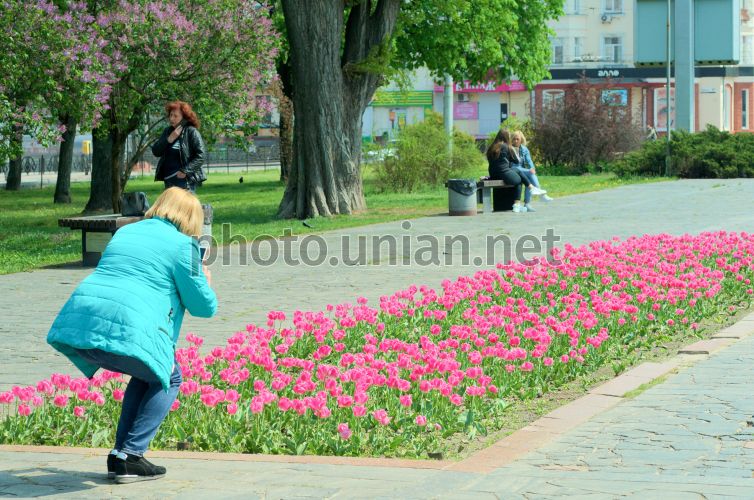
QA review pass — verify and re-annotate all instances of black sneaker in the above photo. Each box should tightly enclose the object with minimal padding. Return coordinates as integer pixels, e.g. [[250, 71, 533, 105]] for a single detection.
[[114, 454, 166, 484], [107, 454, 117, 479]]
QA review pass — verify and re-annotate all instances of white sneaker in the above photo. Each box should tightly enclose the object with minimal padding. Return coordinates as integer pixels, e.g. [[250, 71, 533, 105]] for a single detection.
[[512, 204, 523, 213], [524, 203, 536, 212], [530, 186, 547, 196], [541, 194, 554, 202]]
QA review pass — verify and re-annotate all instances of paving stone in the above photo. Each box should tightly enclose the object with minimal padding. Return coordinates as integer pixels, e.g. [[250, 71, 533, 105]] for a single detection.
[[678, 338, 734, 354]]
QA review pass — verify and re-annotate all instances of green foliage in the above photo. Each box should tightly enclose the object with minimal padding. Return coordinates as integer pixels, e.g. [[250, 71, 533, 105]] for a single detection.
[[394, 0, 564, 88], [374, 112, 485, 192], [610, 126, 754, 178]]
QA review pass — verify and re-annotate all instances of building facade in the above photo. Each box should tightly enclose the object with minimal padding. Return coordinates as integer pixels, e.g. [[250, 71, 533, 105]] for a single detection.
[[363, 0, 754, 139]]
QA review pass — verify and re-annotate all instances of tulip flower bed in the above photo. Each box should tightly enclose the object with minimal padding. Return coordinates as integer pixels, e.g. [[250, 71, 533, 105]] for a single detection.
[[2, 231, 753, 458]]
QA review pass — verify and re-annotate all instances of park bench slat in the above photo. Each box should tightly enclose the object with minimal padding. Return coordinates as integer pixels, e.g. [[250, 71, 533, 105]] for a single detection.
[[58, 214, 144, 231]]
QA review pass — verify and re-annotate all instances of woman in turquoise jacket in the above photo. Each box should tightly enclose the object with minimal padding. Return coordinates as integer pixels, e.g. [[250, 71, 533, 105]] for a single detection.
[[47, 187, 217, 484]]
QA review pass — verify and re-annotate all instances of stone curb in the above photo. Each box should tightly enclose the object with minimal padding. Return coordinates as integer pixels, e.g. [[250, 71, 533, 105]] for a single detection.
[[2, 313, 753, 476]]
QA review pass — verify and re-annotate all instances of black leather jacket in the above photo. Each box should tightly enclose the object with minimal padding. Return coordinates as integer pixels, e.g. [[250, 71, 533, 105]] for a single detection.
[[488, 147, 516, 180], [151, 125, 206, 184]]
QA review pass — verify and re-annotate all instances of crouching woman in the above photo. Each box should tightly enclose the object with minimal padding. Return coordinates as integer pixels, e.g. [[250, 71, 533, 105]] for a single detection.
[[47, 187, 217, 483]]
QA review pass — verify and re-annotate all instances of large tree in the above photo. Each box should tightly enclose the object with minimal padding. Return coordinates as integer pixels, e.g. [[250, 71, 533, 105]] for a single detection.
[[0, 1, 110, 191], [83, 0, 279, 213], [277, 0, 562, 219]]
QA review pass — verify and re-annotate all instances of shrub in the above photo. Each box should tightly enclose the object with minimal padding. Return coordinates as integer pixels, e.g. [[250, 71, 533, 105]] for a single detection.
[[610, 126, 754, 178], [529, 77, 644, 175], [374, 112, 485, 192]]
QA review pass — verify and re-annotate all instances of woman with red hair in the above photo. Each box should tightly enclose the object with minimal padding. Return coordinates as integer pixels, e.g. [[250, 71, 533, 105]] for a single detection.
[[151, 101, 207, 192]]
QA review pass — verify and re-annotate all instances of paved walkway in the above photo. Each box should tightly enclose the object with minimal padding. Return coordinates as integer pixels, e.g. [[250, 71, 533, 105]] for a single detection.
[[2, 179, 754, 497]]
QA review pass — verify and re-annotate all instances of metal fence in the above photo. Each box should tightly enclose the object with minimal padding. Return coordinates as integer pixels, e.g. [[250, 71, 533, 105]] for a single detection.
[[3, 137, 281, 185]]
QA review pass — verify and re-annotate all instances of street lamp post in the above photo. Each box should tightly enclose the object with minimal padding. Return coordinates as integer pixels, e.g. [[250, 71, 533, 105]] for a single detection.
[[665, 0, 672, 177]]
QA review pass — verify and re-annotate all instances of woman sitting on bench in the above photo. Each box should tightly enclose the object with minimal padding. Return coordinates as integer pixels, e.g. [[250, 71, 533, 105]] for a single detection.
[[511, 131, 553, 212], [486, 129, 546, 213]]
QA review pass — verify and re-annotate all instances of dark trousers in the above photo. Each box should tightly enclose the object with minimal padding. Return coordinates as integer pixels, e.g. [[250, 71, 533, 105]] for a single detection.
[[164, 176, 196, 192]]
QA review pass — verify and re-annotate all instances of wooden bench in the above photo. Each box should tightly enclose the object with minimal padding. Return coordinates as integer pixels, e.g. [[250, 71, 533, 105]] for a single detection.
[[477, 179, 513, 213], [59, 214, 144, 266]]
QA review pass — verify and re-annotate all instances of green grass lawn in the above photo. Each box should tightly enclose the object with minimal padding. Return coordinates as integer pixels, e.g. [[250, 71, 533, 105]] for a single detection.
[[0, 167, 671, 274]]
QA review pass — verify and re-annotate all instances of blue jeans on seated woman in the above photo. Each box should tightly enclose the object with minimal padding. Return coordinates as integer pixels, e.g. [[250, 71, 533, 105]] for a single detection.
[[74, 348, 181, 457], [516, 167, 539, 204], [164, 175, 195, 192]]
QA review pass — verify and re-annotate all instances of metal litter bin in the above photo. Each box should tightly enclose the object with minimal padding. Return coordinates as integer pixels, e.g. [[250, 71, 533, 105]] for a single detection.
[[446, 179, 477, 216]]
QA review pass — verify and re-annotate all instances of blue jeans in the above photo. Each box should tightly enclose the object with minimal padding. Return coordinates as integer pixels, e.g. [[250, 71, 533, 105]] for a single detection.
[[75, 348, 181, 456], [164, 176, 196, 192], [515, 167, 540, 204]]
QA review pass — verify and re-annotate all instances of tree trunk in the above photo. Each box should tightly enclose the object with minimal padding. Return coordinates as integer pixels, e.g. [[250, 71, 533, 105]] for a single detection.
[[278, 93, 293, 183], [54, 115, 77, 204], [277, 0, 400, 219], [110, 132, 126, 213], [5, 126, 23, 191], [84, 126, 114, 213]]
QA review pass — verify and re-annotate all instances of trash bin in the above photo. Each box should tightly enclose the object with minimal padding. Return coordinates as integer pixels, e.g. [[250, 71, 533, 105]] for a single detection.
[[446, 179, 477, 216]]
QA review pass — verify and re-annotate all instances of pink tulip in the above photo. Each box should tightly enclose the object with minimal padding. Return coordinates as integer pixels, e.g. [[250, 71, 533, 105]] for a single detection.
[[52, 394, 69, 407], [337, 423, 352, 440], [74, 406, 86, 418]]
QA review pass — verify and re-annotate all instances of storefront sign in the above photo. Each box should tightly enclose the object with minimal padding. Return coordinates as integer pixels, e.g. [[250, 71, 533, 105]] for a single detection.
[[454, 102, 479, 120], [597, 69, 621, 78], [434, 80, 527, 93]]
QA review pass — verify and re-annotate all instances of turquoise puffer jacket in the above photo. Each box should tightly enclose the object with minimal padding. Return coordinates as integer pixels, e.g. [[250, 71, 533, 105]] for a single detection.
[[47, 217, 217, 390]]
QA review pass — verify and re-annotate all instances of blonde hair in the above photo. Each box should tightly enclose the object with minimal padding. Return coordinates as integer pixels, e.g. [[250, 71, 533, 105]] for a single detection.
[[512, 131, 527, 146], [145, 187, 203, 237]]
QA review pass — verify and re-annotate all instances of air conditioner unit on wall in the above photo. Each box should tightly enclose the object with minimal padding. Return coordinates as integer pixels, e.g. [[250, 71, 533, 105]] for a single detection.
[[601, 14, 611, 22]]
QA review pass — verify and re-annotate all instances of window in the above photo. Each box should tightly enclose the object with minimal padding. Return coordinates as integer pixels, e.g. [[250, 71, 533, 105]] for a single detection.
[[567, 0, 581, 14], [573, 37, 583, 61], [603, 36, 622, 63], [743, 35, 754, 65], [551, 38, 564, 65], [604, 0, 623, 14], [543, 90, 565, 109], [743, 89, 749, 129]]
